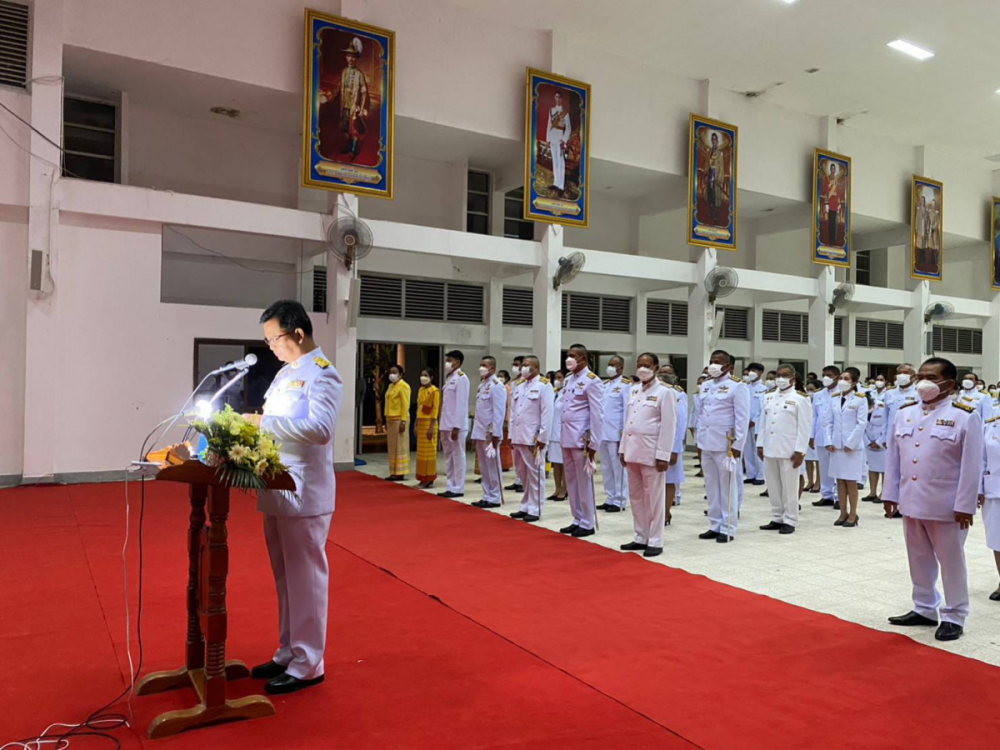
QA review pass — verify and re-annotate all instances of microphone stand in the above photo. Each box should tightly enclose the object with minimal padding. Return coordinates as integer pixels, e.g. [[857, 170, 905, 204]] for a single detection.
[[181, 367, 251, 443]]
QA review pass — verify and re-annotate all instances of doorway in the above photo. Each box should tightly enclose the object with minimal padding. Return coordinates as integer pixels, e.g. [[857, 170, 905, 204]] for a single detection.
[[193, 338, 282, 413]]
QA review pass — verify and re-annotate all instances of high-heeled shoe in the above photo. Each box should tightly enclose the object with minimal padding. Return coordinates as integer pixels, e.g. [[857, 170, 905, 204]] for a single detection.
[[834, 516, 848, 526], [843, 516, 860, 528]]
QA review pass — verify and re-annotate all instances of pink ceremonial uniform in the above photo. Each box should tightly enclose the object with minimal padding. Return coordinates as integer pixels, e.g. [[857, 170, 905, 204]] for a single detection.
[[620, 380, 677, 548], [883, 398, 983, 627], [561, 367, 605, 531]]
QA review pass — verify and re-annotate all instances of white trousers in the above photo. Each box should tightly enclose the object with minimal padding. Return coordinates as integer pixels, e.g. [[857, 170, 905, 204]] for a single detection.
[[550, 139, 566, 190], [441, 429, 468, 494], [903, 517, 970, 627], [564, 447, 597, 530], [743, 425, 763, 481], [628, 462, 666, 548], [514, 444, 546, 516], [475, 439, 502, 503], [763, 456, 799, 527], [703, 450, 742, 536], [816, 445, 835, 499], [599, 440, 628, 508], [263, 512, 333, 680]]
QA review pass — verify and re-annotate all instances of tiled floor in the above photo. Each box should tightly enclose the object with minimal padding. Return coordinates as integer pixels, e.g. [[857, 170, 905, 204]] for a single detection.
[[357, 450, 1000, 667]]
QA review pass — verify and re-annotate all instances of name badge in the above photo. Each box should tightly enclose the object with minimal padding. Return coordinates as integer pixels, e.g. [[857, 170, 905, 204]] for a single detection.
[[935, 419, 955, 427], [289, 380, 305, 389]]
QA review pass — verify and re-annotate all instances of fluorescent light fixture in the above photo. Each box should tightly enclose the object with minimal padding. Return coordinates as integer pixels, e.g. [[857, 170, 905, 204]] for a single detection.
[[887, 39, 934, 61], [781, 0, 799, 4], [996, 87, 1000, 95]]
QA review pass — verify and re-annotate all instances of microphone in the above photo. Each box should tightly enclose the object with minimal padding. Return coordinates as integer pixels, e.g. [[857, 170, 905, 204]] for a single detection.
[[212, 354, 257, 375]]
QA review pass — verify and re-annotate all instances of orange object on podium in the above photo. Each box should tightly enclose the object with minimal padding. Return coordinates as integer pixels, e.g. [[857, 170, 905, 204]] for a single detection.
[[134, 459, 295, 739]]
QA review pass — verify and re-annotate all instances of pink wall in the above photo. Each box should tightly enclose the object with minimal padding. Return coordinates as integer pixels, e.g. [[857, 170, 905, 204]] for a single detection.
[[0, 215, 28, 478]]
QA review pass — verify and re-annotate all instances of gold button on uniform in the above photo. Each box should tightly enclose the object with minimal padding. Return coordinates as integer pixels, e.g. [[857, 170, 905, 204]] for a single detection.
[[912, 475, 918, 481], [912, 458, 918, 464]]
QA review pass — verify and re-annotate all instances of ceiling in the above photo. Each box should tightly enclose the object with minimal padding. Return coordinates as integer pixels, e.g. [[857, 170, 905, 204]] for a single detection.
[[454, 0, 1000, 165]]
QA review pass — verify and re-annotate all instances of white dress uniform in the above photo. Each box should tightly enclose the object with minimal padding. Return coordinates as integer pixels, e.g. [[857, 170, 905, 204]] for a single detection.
[[742, 380, 767, 483], [884, 384, 918, 433], [548, 388, 564, 464], [547, 104, 571, 192], [696, 374, 750, 537], [257, 347, 343, 681], [757, 387, 813, 527], [883, 398, 983, 627], [665, 385, 688, 489], [620, 380, 677, 548], [980, 416, 1000, 552], [508, 376, 526, 487], [812, 387, 838, 499], [866, 392, 889, 474], [823, 390, 868, 481], [509, 375, 554, 517], [561, 367, 605, 531], [599, 375, 631, 509], [439, 368, 471, 495], [472, 374, 508, 504], [955, 387, 994, 422]]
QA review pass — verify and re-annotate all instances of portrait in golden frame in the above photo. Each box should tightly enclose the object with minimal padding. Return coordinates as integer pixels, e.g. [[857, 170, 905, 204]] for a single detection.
[[811, 149, 852, 268], [687, 114, 739, 251], [910, 176, 944, 282]]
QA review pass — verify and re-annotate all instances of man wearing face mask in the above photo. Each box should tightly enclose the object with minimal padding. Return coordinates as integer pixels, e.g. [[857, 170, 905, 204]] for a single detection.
[[597, 355, 631, 513], [883, 357, 983, 642], [508, 355, 554, 523], [742, 363, 767, 487], [660, 369, 688, 523], [505, 356, 527, 493], [438, 350, 470, 499], [955, 371, 994, 422], [697, 350, 750, 542], [882, 364, 918, 516], [471, 356, 508, 509], [863, 376, 889, 503], [810, 365, 841, 508], [757, 364, 812, 534], [560, 344, 605, 537]]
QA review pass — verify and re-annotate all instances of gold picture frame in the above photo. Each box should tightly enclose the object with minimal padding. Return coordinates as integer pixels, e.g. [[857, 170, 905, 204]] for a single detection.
[[687, 114, 739, 251], [811, 148, 852, 268], [910, 175, 944, 282]]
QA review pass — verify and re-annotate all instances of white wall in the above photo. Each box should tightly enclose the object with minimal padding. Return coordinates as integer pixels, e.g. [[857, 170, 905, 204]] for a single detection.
[[0, 214, 28, 479], [359, 154, 463, 231]]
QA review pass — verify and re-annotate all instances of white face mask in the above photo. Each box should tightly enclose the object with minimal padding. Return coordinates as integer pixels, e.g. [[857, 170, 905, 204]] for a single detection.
[[520, 365, 532, 378], [606, 365, 619, 378], [554, 380, 563, 391], [962, 379, 975, 391], [420, 375, 431, 386], [822, 375, 835, 388], [765, 379, 775, 387], [389, 373, 400, 383], [479, 366, 490, 379], [916, 379, 941, 402], [565, 357, 578, 372], [875, 380, 885, 390], [838, 379, 853, 392], [776, 377, 792, 390], [707, 363, 724, 378], [896, 373, 911, 388], [741, 374, 752, 383], [444, 361, 454, 373], [636, 367, 654, 382], [748, 372, 759, 382]]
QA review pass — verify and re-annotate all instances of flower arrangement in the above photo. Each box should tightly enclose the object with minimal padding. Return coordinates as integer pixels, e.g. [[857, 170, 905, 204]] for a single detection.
[[189, 405, 287, 490]]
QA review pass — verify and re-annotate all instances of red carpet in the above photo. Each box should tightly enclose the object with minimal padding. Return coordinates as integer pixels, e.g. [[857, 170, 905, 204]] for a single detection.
[[3, 475, 999, 749]]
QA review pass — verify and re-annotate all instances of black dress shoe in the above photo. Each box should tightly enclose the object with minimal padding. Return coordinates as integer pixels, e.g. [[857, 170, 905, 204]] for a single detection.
[[620, 542, 647, 551], [551, 495, 567, 502], [716, 535, 734, 543], [751, 480, 765, 486], [989, 589, 1000, 602], [934, 622, 964, 641], [759, 521, 783, 531], [605, 505, 622, 513], [695, 471, 704, 478], [265, 673, 325, 695], [887, 611, 937, 627], [571, 527, 595, 538], [596, 502, 611, 511], [812, 497, 835, 507], [861, 495, 878, 502], [833, 501, 841, 510], [743, 478, 754, 484], [760, 490, 769, 497], [481, 501, 501, 509], [779, 524, 795, 534], [471, 500, 488, 508], [698, 530, 720, 540], [251, 660, 287, 680], [510, 511, 526, 519], [560, 524, 579, 534], [505, 483, 522, 491], [438, 491, 464, 498], [522, 514, 539, 523], [474, 477, 482, 484], [643, 546, 663, 558]]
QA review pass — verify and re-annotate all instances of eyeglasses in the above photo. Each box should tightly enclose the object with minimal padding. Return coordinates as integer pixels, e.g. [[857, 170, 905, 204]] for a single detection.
[[263, 332, 291, 346]]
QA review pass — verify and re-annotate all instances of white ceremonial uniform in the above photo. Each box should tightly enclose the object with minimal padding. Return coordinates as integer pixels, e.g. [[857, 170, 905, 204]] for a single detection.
[[884, 384, 918, 434], [547, 104, 571, 192], [509, 377, 526, 487], [548, 388, 564, 464], [620, 380, 677, 548], [757, 387, 812, 527], [689, 390, 702, 438], [561, 367, 605, 531], [257, 347, 343, 681], [509, 375, 554, 517], [812, 387, 837, 499], [439, 368, 471, 494], [665, 385, 688, 489], [697, 374, 751, 537], [472, 374, 507, 504], [742, 381, 767, 483], [955, 387, 994, 423], [980, 416, 1000, 552], [823, 390, 868, 481], [883, 398, 983, 627], [599, 375, 632, 509], [866, 391, 889, 474]]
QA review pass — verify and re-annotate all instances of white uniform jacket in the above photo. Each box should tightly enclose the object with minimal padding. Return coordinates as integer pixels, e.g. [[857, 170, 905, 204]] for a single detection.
[[600, 376, 632, 442], [981, 416, 1000, 499], [471, 375, 507, 441], [561, 368, 605, 451], [509, 375, 554, 447], [866, 394, 889, 447], [757, 389, 813, 458], [439, 369, 471, 432], [619, 381, 678, 466], [258, 347, 343, 517], [955, 388, 994, 422], [695, 375, 750, 453], [823, 391, 869, 451]]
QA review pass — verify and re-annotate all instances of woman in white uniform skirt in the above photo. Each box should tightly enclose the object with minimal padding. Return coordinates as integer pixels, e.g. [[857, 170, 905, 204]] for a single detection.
[[864, 390, 888, 502], [822, 369, 868, 528], [804, 379, 821, 492], [979, 415, 1000, 601], [660, 371, 688, 525], [546, 372, 568, 501]]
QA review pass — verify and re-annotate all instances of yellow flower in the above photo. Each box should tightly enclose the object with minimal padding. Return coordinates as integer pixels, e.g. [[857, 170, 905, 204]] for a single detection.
[[254, 459, 268, 477], [228, 444, 250, 463]]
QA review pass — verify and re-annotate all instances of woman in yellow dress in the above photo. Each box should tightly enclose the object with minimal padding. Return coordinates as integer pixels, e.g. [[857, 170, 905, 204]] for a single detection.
[[384, 364, 411, 480], [415, 368, 441, 488]]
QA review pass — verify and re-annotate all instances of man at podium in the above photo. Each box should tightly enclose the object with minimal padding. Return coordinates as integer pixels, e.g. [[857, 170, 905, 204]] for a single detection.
[[244, 300, 344, 695]]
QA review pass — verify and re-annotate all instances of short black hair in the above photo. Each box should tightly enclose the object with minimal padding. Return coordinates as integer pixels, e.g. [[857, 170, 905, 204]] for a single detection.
[[711, 349, 732, 365], [481, 355, 496, 368], [923, 357, 957, 381], [389, 363, 405, 376], [260, 299, 312, 336], [748, 362, 764, 373], [822, 364, 841, 377], [807, 378, 823, 390], [807, 372, 817, 379], [637, 351, 660, 367], [962, 371, 977, 379], [497, 369, 510, 382], [512, 356, 524, 365], [445, 349, 465, 364], [845, 367, 861, 382], [568, 343, 588, 353], [523, 354, 540, 367], [609, 355, 624, 367]]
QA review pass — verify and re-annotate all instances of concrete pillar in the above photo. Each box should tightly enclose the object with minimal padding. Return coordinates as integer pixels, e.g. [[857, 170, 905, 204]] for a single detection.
[[686, 247, 716, 394], [633, 287, 648, 366], [807, 266, 836, 373], [488, 277, 504, 358], [533, 225, 563, 372], [329, 193, 358, 469], [984, 293, 1000, 383], [904, 281, 929, 366]]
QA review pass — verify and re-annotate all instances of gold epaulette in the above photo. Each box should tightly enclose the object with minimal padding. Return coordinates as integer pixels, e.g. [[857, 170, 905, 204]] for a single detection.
[[985, 415, 999, 424], [729, 375, 741, 383], [899, 401, 918, 410], [457, 370, 466, 377], [952, 401, 974, 413], [622, 377, 633, 384], [796, 389, 808, 397], [673, 384, 684, 392], [314, 356, 331, 369], [886, 384, 897, 390], [855, 391, 867, 398], [587, 371, 598, 379], [539, 376, 550, 384]]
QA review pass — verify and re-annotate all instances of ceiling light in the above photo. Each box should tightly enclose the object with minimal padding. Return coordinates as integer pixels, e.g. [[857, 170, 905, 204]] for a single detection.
[[887, 39, 934, 61], [995, 88, 1000, 95], [780, 0, 799, 4]]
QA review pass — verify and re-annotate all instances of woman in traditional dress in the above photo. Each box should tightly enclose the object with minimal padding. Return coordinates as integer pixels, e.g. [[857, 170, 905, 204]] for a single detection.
[[383, 364, 411, 481], [415, 368, 441, 488]]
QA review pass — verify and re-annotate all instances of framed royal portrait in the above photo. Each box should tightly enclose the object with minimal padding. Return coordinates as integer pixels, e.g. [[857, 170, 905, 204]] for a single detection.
[[302, 10, 395, 199], [911, 175, 944, 281], [811, 149, 852, 268], [687, 114, 738, 251], [991, 197, 1000, 291], [523, 68, 591, 228]]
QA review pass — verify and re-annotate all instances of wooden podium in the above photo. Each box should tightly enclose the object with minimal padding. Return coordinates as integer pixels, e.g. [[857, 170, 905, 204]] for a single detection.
[[135, 460, 295, 739]]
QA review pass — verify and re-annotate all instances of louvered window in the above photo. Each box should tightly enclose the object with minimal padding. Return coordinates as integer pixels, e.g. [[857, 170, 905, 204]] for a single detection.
[[360, 275, 403, 318], [63, 96, 120, 183], [834, 316, 845, 346], [719, 306, 749, 340], [562, 293, 631, 332], [467, 170, 490, 235], [447, 282, 484, 323], [762, 310, 808, 343], [932, 326, 982, 354], [405, 279, 446, 320], [567, 294, 600, 330], [601, 296, 631, 332], [504, 187, 534, 240], [312, 266, 327, 313], [0, 1, 29, 89], [647, 300, 688, 336], [856, 319, 905, 350], [503, 287, 533, 327], [561, 294, 569, 329]]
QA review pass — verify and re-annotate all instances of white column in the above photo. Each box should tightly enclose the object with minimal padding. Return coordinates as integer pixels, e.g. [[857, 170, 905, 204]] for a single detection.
[[327, 193, 358, 469], [984, 293, 1000, 383], [808, 266, 836, 373], [633, 287, 648, 366], [533, 226, 563, 372], [904, 281, 929, 366], [686, 247, 716, 393], [488, 277, 504, 358]]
